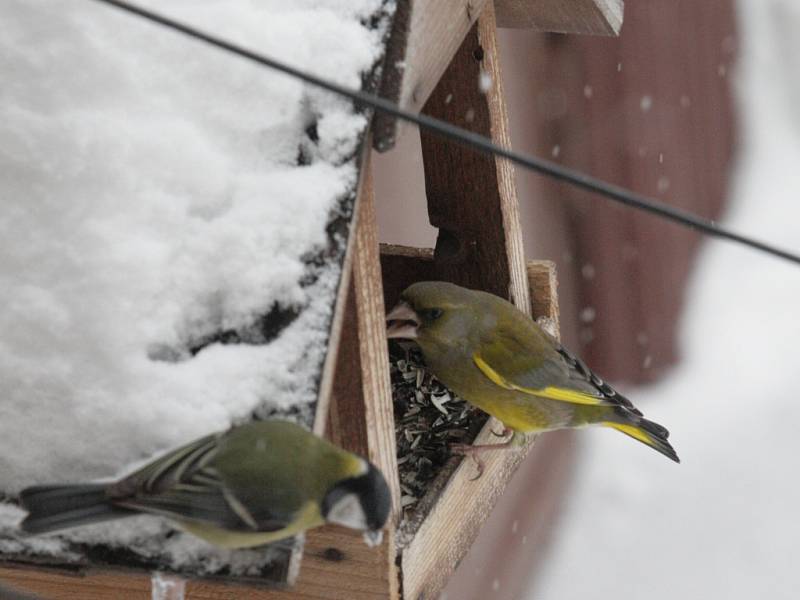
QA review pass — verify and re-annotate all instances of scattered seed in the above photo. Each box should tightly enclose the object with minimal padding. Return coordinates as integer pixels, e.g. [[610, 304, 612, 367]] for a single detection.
[[390, 344, 487, 521]]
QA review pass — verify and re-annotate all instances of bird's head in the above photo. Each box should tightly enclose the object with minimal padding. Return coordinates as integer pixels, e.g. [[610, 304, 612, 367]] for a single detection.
[[385, 281, 478, 349], [321, 461, 391, 547]]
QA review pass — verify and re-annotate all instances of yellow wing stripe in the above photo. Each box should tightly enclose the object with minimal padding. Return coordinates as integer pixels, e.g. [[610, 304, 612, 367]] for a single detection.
[[535, 386, 608, 406], [473, 353, 609, 407], [473, 353, 511, 387], [604, 422, 651, 444]]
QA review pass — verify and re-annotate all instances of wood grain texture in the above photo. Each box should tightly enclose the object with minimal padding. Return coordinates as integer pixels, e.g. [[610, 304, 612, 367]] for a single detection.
[[495, 0, 623, 35], [440, 430, 576, 600], [350, 160, 402, 503], [316, 151, 400, 599], [0, 528, 394, 600], [373, 0, 491, 151], [527, 260, 560, 335], [312, 144, 369, 438], [419, 2, 531, 315], [378, 244, 435, 309]]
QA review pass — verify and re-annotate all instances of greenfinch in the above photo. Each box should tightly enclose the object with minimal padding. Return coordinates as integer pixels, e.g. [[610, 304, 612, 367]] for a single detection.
[[19, 420, 391, 548], [386, 281, 678, 463]]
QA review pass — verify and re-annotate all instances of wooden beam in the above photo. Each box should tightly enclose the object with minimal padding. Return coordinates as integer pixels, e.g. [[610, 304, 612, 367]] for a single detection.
[[310, 150, 400, 600], [440, 430, 576, 600], [0, 530, 395, 600], [325, 148, 401, 518], [494, 0, 623, 35], [419, 1, 530, 314], [528, 260, 560, 335], [373, 0, 491, 151]]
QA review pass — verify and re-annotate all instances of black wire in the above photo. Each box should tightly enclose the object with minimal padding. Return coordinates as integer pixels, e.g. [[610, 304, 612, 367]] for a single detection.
[[91, 0, 800, 266]]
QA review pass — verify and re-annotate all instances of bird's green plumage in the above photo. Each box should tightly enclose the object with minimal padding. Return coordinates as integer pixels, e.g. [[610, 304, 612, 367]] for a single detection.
[[396, 281, 679, 462], [19, 420, 390, 547], [112, 421, 366, 540]]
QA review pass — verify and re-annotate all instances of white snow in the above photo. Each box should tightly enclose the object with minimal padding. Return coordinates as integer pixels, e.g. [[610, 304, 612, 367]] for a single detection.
[[151, 572, 186, 600], [0, 0, 390, 572], [531, 1, 800, 599]]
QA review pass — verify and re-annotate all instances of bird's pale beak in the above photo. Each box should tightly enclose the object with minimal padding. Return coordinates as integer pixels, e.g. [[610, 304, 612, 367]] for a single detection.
[[362, 529, 384, 547], [386, 301, 419, 339]]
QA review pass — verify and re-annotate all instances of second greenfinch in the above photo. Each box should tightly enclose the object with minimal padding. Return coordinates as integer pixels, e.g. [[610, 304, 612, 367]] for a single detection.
[[19, 420, 391, 548], [386, 281, 678, 463]]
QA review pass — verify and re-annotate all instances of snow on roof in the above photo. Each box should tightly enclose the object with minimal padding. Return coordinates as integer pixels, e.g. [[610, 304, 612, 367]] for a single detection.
[[0, 0, 392, 575]]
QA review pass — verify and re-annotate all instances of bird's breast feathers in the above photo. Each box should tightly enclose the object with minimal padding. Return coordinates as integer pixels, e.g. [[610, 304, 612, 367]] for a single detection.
[[177, 501, 322, 549]]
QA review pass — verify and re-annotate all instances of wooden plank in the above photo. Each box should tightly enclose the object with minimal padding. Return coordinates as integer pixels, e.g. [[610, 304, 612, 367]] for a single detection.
[[419, 1, 530, 313], [325, 149, 401, 516], [349, 156, 401, 502], [378, 244, 435, 309], [373, 0, 491, 151], [0, 529, 394, 600], [527, 260, 560, 335], [440, 430, 576, 600], [380, 251, 560, 600], [312, 143, 372, 438], [308, 150, 400, 600], [0, 567, 151, 600], [495, 0, 623, 35]]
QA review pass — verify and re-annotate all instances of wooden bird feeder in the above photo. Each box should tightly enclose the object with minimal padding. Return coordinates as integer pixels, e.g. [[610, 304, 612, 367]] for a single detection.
[[0, 1, 622, 598]]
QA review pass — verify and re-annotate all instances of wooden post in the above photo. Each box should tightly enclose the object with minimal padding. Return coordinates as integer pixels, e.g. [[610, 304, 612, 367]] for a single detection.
[[419, 2, 530, 312], [285, 151, 401, 600]]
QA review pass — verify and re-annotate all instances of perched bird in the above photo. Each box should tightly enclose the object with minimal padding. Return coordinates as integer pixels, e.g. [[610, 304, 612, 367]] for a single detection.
[[386, 281, 679, 463], [19, 420, 391, 548]]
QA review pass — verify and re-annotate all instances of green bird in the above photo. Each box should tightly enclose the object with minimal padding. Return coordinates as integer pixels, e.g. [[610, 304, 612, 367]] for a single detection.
[[386, 281, 678, 463], [19, 420, 391, 548]]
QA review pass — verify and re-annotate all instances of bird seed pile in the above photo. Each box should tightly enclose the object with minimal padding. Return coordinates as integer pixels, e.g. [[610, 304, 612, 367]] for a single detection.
[[390, 343, 488, 520]]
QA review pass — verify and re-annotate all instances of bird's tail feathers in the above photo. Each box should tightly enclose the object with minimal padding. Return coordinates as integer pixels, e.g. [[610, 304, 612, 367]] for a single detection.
[[18, 484, 134, 534], [605, 414, 680, 463]]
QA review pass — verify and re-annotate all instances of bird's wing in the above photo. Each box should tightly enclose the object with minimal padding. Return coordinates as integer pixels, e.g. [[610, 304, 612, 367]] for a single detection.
[[110, 433, 287, 532], [553, 342, 642, 415], [472, 327, 617, 408]]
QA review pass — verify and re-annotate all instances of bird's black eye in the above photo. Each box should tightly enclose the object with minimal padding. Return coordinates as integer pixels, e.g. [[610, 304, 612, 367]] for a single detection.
[[422, 308, 443, 321]]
